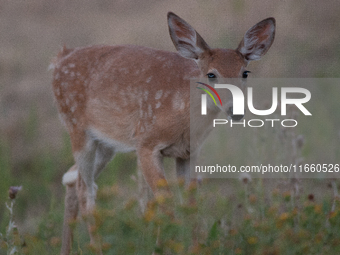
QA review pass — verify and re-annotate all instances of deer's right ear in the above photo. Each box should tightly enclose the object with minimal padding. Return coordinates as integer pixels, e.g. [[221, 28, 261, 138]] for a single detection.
[[237, 17, 276, 61], [168, 12, 210, 60]]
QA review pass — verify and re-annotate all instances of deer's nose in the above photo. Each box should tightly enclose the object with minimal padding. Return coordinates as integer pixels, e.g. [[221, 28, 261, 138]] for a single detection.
[[227, 106, 244, 121]]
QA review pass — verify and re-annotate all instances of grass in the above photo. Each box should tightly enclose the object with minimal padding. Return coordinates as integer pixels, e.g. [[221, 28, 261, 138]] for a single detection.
[[1, 175, 340, 254]]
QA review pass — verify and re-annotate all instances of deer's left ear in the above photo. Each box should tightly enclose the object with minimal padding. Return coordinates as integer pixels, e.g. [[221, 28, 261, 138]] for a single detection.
[[237, 17, 275, 61]]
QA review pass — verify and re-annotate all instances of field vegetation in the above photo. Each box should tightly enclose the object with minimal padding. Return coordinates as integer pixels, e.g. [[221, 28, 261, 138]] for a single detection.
[[1, 0, 340, 254]]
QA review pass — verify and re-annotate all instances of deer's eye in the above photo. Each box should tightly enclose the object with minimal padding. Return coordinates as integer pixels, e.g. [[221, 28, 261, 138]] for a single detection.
[[207, 73, 216, 79], [243, 71, 251, 79]]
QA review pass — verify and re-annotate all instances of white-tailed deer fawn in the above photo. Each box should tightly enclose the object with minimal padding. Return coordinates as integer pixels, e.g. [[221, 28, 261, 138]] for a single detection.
[[51, 12, 275, 254]]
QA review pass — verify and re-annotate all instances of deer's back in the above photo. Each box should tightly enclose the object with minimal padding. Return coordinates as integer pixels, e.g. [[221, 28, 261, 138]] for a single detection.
[[52, 44, 199, 155]]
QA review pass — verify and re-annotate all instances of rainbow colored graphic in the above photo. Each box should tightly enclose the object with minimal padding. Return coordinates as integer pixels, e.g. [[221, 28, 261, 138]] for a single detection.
[[196, 82, 222, 106]]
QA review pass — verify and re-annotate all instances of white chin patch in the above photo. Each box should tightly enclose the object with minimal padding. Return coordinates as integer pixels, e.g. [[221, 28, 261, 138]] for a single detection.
[[62, 170, 78, 186]]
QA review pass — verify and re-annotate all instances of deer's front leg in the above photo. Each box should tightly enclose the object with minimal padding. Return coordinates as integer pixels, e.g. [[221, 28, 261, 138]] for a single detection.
[[176, 157, 190, 185], [137, 146, 167, 196], [176, 156, 198, 205]]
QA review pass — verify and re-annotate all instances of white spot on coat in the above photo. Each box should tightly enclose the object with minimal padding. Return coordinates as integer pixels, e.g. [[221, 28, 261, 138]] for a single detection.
[[172, 91, 185, 110], [119, 68, 129, 74], [54, 73, 60, 80], [70, 105, 76, 113], [140, 125, 145, 133], [155, 90, 163, 100], [152, 115, 157, 124], [119, 90, 126, 97], [148, 104, 153, 117], [146, 76, 152, 83], [61, 66, 69, 74], [164, 91, 170, 98], [144, 90, 149, 101]]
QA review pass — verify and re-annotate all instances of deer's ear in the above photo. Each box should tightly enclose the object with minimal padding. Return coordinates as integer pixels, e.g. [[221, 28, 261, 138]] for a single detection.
[[237, 17, 275, 61], [168, 12, 210, 60]]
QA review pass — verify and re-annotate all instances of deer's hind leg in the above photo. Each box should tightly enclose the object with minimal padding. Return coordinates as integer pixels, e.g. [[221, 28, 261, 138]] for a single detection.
[[76, 139, 114, 250], [61, 165, 79, 255], [61, 133, 115, 254]]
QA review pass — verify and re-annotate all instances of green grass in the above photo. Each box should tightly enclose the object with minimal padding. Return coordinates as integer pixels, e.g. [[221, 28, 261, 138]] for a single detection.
[[2, 177, 340, 254]]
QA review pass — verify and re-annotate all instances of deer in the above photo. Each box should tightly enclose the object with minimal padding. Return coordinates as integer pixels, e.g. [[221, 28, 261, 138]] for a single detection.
[[51, 12, 275, 255]]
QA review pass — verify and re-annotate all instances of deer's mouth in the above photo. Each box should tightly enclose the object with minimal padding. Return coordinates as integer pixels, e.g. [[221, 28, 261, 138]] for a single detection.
[[227, 106, 244, 121]]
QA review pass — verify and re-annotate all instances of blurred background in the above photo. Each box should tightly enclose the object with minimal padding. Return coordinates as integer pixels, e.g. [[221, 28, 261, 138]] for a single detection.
[[0, 0, 340, 238]]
